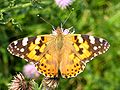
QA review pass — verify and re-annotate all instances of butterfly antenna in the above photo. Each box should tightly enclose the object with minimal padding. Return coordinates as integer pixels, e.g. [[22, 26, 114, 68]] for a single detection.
[[62, 8, 74, 27], [39, 17, 56, 31]]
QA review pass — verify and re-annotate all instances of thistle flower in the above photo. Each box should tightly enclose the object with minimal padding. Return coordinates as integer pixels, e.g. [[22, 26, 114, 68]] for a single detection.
[[42, 77, 59, 90], [8, 73, 33, 90], [55, 0, 74, 9], [23, 63, 40, 79]]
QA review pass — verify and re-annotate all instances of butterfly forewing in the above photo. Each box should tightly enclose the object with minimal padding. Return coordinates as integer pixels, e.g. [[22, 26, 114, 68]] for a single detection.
[[71, 34, 110, 62], [8, 35, 50, 61]]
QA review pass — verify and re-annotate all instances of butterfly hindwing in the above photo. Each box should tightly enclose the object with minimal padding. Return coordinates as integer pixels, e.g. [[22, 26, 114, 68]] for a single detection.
[[60, 47, 86, 78], [35, 45, 59, 78]]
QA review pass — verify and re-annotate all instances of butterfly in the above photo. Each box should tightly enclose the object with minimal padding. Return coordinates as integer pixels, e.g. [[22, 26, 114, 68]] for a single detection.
[[7, 27, 110, 78]]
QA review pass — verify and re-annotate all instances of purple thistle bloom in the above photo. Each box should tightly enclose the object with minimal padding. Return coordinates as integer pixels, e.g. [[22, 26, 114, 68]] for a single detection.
[[55, 0, 74, 9], [23, 63, 40, 79]]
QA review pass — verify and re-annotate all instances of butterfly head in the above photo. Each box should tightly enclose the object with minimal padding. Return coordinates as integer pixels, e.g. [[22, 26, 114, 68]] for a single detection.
[[52, 27, 74, 35], [56, 27, 63, 35]]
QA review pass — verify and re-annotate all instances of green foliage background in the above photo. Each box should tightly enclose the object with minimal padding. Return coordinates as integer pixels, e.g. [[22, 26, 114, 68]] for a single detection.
[[0, 0, 120, 90]]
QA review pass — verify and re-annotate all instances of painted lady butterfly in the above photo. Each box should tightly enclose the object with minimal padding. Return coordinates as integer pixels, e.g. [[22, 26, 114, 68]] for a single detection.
[[7, 27, 110, 78]]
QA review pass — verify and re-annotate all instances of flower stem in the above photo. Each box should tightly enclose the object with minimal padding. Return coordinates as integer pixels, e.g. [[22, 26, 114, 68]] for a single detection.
[[0, 2, 32, 13], [39, 82, 43, 90]]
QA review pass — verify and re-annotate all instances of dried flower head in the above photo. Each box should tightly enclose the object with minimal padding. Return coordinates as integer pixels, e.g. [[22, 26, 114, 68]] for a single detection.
[[55, 0, 74, 9], [23, 63, 40, 79], [8, 73, 33, 90], [42, 77, 59, 90]]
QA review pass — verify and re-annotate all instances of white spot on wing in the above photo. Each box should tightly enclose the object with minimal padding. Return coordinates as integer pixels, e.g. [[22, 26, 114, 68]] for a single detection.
[[90, 57, 94, 60], [93, 46, 98, 50], [12, 53, 15, 55], [21, 55, 25, 58], [22, 37, 28, 46], [11, 49, 13, 52], [35, 37, 41, 44], [14, 46, 17, 48], [99, 38, 103, 43], [104, 46, 107, 49], [100, 44, 103, 46], [81, 65, 85, 70], [89, 36, 95, 44], [14, 41, 18, 45], [104, 42, 108, 47], [94, 53, 98, 57], [84, 60, 90, 63], [20, 48, 24, 52], [25, 59, 28, 62], [98, 46, 101, 48], [81, 61, 86, 65], [9, 44, 13, 49], [17, 48, 19, 50], [16, 53, 20, 57], [103, 51, 106, 53], [98, 51, 102, 54], [78, 35, 83, 43]]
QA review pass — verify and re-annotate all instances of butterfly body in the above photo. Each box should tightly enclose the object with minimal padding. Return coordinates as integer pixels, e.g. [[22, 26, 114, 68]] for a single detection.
[[8, 27, 110, 78], [55, 32, 63, 50]]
